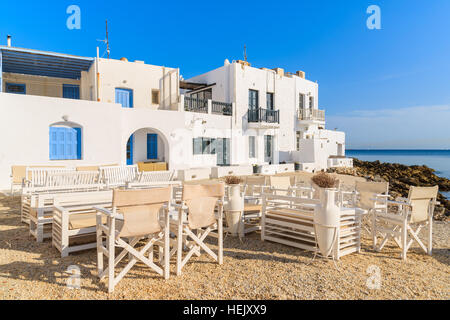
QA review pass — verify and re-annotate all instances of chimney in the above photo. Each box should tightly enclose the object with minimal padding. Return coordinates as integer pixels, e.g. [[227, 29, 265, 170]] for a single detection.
[[272, 67, 284, 77], [296, 70, 305, 79], [7, 35, 11, 47]]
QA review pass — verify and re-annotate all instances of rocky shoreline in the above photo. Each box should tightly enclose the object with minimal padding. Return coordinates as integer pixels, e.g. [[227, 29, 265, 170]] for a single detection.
[[329, 158, 450, 221]]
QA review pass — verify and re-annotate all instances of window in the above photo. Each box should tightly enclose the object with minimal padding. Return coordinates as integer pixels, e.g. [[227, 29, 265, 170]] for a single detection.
[[147, 134, 158, 159], [309, 96, 314, 108], [264, 135, 273, 158], [266, 93, 274, 110], [299, 93, 305, 109], [248, 89, 259, 110], [63, 84, 80, 99], [249, 136, 256, 158], [6, 83, 26, 94], [193, 137, 216, 155], [115, 88, 133, 108], [151, 89, 160, 105], [190, 88, 211, 101], [49, 126, 81, 160], [296, 132, 301, 151]]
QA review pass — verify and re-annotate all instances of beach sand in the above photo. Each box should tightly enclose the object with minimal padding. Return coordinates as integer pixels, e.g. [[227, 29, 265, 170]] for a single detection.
[[0, 173, 448, 300]]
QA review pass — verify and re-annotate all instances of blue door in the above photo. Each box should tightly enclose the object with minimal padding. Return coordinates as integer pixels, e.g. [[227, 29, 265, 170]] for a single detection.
[[115, 88, 133, 108], [63, 84, 80, 99], [147, 134, 158, 159], [126, 135, 134, 165]]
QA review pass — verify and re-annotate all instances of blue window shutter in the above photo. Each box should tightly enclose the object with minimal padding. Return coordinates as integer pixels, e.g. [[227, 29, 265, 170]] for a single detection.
[[147, 134, 158, 159], [49, 127, 58, 160], [75, 127, 81, 159], [115, 88, 133, 108]]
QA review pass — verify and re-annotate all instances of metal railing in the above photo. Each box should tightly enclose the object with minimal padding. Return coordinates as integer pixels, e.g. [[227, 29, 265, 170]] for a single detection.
[[212, 101, 232, 116], [298, 108, 325, 121], [184, 97, 208, 113], [247, 107, 280, 124]]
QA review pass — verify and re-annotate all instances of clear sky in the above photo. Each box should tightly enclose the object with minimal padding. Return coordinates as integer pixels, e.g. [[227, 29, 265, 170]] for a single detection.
[[1, 0, 449, 149]]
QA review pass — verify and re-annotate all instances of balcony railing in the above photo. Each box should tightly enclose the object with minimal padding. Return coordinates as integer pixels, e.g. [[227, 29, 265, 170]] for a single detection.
[[248, 107, 280, 124], [298, 108, 325, 121], [184, 97, 208, 113], [212, 101, 232, 116]]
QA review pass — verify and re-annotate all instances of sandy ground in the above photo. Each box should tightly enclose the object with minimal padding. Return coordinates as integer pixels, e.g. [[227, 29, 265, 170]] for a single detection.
[[0, 173, 449, 300]]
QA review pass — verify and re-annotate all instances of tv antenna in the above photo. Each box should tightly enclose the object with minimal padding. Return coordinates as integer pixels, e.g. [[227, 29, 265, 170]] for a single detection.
[[243, 44, 247, 62], [97, 20, 110, 59]]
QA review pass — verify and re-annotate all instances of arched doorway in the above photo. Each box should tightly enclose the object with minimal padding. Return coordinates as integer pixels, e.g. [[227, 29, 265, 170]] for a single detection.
[[125, 128, 169, 167]]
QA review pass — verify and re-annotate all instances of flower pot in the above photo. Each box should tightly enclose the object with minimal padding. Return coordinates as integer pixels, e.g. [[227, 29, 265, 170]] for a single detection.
[[253, 165, 261, 174], [294, 163, 300, 171], [313, 188, 340, 258], [225, 184, 244, 235]]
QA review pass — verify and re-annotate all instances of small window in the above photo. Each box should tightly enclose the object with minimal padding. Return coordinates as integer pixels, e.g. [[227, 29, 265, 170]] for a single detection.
[[299, 93, 305, 109], [6, 83, 26, 94], [249, 136, 256, 158], [151, 89, 160, 105], [309, 96, 314, 108], [249, 89, 259, 110], [193, 138, 203, 155], [63, 84, 80, 99], [266, 93, 274, 110], [193, 137, 217, 155], [296, 132, 301, 151]]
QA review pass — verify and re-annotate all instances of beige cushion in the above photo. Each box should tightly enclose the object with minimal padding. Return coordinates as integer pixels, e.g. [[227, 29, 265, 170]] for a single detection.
[[69, 213, 106, 230]]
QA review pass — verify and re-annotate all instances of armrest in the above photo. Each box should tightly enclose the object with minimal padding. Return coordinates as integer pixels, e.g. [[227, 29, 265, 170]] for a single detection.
[[53, 205, 67, 213], [372, 198, 411, 207], [94, 206, 117, 218]]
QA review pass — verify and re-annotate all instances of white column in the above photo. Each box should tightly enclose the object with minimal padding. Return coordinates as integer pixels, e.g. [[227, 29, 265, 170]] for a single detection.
[[273, 131, 279, 164]]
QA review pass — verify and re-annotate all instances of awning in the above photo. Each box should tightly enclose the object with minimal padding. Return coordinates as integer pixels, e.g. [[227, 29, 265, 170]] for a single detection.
[[0, 46, 94, 80], [180, 80, 215, 91]]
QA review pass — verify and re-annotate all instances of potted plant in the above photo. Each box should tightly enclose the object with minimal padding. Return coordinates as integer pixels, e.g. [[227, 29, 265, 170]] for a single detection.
[[252, 164, 261, 174], [223, 175, 244, 236], [294, 162, 301, 171], [311, 172, 340, 258]]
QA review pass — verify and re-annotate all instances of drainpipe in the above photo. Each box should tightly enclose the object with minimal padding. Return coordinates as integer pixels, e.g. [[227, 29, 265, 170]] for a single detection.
[[96, 47, 100, 102]]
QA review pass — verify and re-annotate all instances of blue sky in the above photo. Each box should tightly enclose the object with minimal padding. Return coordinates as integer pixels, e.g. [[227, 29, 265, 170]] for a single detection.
[[1, 0, 449, 149]]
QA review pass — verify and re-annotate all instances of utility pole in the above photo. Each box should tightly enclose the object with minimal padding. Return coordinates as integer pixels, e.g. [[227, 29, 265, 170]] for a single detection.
[[105, 20, 110, 59]]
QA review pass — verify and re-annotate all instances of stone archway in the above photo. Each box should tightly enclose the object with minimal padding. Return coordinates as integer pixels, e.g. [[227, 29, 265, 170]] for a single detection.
[[125, 127, 170, 167]]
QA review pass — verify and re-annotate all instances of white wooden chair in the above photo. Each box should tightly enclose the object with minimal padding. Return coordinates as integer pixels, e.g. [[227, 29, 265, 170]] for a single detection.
[[138, 170, 174, 183], [99, 165, 139, 188], [346, 181, 389, 236], [372, 185, 439, 260], [173, 183, 225, 275], [95, 187, 172, 293], [52, 190, 113, 256], [10, 165, 27, 195]]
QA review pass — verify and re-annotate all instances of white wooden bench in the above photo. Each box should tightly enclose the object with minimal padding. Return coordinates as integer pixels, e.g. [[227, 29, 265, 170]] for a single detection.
[[24, 167, 74, 188], [99, 165, 139, 187], [137, 170, 174, 183], [23, 184, 104, 229], [261, 193, 361, 260], [45, 171, 100, 187], [52, 190, 113, 257]]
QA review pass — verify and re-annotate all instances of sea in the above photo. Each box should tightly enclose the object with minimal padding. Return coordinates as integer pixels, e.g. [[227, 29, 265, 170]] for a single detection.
[[346, 149, 450, 199]]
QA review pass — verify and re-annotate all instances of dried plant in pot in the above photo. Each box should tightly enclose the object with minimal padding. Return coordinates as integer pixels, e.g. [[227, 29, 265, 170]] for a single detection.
[[224, 175, 243, 185], [311, 172, 339, 190]]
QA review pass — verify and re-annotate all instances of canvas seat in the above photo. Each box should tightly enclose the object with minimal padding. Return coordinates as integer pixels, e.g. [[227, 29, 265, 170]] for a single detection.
[[173, 183, 225, 275], [95, 187, 172, 292], [372, 185, 438, 260]]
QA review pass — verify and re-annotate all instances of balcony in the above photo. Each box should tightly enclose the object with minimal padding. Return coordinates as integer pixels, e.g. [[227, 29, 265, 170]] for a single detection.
[[247, 108, 280, 128], [184, 96, 232, 116], [298, 108, 325, 122]]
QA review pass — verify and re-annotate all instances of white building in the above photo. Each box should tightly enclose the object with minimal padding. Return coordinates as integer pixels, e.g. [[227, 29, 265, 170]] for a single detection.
[[0, 38, 352, 189]]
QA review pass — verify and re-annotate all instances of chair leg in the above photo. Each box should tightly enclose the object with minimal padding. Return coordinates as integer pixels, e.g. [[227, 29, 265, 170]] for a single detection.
[[96, 217, 103, 277], [164, 212, 170, 279], [108, 219, 116, 293], [218, 209, 223, 265], [428, 217, 433, 256], [372, 211, 377, 251], [176, 216, 183, 276], [401, 220, 407, 261]]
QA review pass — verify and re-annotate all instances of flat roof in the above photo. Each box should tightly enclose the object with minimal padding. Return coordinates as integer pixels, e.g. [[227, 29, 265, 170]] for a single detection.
[[0, 46, 94, 79]]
